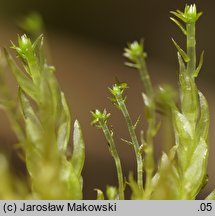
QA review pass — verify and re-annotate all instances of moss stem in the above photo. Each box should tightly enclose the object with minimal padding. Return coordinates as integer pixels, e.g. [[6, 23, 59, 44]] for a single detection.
[[100, 121, 124, 200], [115, 94, 143, 190]]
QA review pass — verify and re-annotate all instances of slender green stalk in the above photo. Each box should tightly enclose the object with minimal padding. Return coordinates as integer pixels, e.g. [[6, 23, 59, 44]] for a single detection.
[[137, 56, 153, 99], [91, 110, 124, 199], [109, 84, 143, 190], [185, 21, 200, 125], [118, 95, 143, 190], [181, 16, 198, 199], [124, 41, 156, 197], [137, 55, 156, 197], [187, 23, 196, 74], [101, 123, 124, 200]]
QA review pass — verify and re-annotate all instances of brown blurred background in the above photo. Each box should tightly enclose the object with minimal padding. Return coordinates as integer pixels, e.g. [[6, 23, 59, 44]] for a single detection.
[[0, 0, 215, 199]]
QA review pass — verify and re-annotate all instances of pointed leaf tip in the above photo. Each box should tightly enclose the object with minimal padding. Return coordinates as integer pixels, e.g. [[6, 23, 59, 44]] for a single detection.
[[193, 51, 204, 78], [172, 38, 190, 62]]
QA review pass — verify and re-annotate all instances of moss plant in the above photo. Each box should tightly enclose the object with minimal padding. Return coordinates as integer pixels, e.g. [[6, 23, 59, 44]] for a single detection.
[[0, 4, 215, 200], [0, 34, 85, 199], [92, 4, 213, 200]]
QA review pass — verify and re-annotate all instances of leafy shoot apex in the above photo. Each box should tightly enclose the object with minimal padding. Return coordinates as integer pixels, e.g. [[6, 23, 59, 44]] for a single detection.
[[109, 82, 128, 97], [91, 109, 111, 126], [124, 40, 147, 63], [170, 4, 202, 24]]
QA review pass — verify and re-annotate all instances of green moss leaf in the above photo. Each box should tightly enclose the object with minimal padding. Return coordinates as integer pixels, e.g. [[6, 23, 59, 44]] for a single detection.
[[4, 49, 37, 101], [184, 138, 208, 199], [62, 159, 83, 199], [19, 89, 43, 147], [172, 38, 190, 62], [151, 152, 180, 199], [71, 120, 85, 177], [106, 185, 118, 200], [128, 173, 144, 199], [94, 189, 105, 200], [57, 92, 71, 153], [196, 91, 209, 141]]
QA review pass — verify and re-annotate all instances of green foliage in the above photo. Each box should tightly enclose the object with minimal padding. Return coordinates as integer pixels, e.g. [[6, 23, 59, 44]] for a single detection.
[[92, 4, 213, 200], [0, 34, 85, 199], [0, 154, 28, 199], [95, 189, 105, 200], [106, 186, 118, 200], [0, 4, 214, 200], [170, 4, 202, 24], [109, 82, 144, 191], [91, 109, 124, 199]]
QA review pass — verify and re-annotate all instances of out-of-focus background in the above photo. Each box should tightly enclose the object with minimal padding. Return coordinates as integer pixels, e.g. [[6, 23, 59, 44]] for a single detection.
[[0, 0, 215, 199]]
